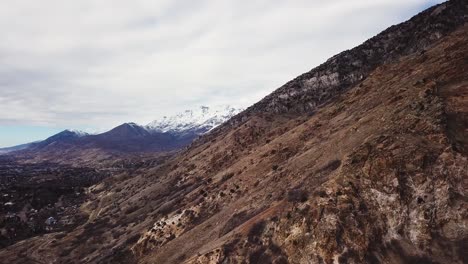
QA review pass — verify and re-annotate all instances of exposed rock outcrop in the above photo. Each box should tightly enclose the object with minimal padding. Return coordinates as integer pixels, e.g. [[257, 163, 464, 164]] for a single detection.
[[238, 0, 467, 116], [0, 1, 466, 264]]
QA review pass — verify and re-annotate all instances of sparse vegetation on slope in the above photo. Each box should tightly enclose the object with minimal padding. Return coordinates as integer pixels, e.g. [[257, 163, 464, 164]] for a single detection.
[[0, 1, 466, 263]]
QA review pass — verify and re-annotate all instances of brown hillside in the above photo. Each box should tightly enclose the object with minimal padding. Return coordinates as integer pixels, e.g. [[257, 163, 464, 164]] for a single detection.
[[0, 1, 467, 264]]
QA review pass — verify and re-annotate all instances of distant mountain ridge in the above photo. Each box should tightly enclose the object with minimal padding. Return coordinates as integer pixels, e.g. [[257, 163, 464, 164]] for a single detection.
[[33, 129, 89, 148], [0, 142, 36, 154], [2, 105, 242, 159]]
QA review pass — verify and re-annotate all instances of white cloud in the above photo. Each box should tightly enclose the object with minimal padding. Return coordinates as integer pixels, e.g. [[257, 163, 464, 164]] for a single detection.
[[0, 0, 443, 130]]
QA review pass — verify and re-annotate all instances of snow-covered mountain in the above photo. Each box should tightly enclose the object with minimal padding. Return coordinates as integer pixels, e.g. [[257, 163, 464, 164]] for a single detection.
[[3, 106, 242, 156], [0, 130, 88, 154], [66, 129, 90, 137], [146, 105, 242, 134]]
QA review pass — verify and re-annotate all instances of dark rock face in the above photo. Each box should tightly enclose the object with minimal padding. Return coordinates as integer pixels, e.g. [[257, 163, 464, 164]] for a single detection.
[[238, 0, 468, 116]]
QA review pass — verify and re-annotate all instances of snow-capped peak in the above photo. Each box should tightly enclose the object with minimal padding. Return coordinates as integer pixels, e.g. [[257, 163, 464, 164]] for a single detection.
[[65, 129, 89, 137], [146, 105, 242, 134]]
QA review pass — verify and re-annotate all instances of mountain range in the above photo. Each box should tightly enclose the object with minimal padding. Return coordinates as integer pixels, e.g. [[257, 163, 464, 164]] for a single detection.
[[0, 1, 467, 263], [1, 105, 242, 161]]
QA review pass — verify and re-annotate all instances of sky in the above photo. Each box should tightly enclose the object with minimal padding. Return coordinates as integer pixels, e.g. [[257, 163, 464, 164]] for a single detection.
[[0, 0, 444, 147]]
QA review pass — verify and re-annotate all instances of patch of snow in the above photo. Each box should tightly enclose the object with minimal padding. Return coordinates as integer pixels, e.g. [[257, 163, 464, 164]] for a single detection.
[[146, 105, 242, 134], [66, 129, 90, 137]]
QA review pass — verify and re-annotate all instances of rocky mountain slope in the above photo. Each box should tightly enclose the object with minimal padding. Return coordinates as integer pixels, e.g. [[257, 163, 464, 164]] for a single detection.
[[0, 1, 466, 263], [237, 0, 467, 117]]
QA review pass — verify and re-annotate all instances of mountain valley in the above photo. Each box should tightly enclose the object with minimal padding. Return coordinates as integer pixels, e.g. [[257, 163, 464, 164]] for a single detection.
[[0, 1, 467, 263]]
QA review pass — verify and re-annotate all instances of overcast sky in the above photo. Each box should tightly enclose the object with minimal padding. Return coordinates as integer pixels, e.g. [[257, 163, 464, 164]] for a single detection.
[[0, 0, 443, 147]]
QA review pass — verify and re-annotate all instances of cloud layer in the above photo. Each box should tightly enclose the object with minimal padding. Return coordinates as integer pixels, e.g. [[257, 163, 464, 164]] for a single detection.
[[0, 0, 443, 131]]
